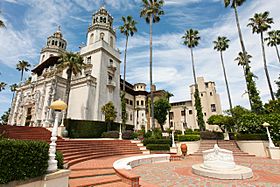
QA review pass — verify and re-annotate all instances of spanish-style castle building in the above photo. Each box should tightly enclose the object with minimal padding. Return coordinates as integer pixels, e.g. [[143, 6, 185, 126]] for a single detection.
[[8, 6, 222, 131]]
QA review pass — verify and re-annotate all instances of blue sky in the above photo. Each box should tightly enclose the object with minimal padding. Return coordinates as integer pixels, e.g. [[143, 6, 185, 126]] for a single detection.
[[0, 0, 280, 116]]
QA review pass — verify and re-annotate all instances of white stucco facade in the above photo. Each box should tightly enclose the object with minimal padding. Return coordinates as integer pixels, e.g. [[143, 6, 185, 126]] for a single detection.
[[8, 7, 222, 132], [8, 6, 121, 126]]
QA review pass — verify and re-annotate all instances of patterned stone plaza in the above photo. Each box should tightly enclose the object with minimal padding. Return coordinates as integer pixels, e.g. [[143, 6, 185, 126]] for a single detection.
[[132, 156, 280, 187]]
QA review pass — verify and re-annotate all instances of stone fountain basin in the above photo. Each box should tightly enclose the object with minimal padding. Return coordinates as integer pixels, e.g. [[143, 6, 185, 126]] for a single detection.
[[192, 164, 253, 180]]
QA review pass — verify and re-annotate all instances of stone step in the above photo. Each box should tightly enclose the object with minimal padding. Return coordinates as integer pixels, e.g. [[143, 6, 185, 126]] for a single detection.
[[69, 175, 121, 187], [64, 150, 141, 161], [139, 146, 147, 151], [142, 150, 150, 154], [70, 168, 115, 179], [97, 181, 130, 187], [130, 140, 141, 144], [66, 152, 141, 167]]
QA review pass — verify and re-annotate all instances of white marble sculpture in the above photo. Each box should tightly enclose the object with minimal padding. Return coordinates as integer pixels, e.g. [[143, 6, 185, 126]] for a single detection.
[[203, 144, 236, 170], [192, 144, 253, 179]]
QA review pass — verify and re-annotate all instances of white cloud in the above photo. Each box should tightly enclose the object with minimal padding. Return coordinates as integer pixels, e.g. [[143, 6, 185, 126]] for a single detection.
[[122, 0, 280, 111], [0, 0, 279, 115]]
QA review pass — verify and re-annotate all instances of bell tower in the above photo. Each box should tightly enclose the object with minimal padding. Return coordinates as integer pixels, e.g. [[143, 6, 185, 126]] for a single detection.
[[78, 6, 121, 122], [86, 6, 116, 48], [39, 26, 67, 64]]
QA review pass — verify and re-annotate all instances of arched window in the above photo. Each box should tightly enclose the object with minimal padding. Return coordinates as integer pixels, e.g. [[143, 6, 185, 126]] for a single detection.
[[52, 40, 54, 45], [100, 32, 104, 40], [55, 41, 58, 46], [110, 36, 113, 47], [90, 33, 94, 44]]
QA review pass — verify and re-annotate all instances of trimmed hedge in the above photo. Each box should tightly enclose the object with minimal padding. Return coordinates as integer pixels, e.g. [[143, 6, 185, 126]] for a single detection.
[[65, 119, 134, 138], [177, 134, 200, 142], [101, 130, 137, 139], [0, 139, 49, 184], [101, 131, 119, 138], [200, 131, 224, 140], [146, 144, 170, 150], [143, 139, 171, 146], [56, 151, 64, 169], [234, 133, 268, 141], [122, 130, 137, 140]]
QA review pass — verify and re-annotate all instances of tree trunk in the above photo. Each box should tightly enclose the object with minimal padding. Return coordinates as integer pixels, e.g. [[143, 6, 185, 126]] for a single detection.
[[160, 124, 164, 132], [275, 45, 280, 63], [190, 48, 205, 131], [234, 5, 252, 109], [64, 68, 72, 118], [149, 16, 155, 131], [21, 70, 24, 82], [190, 48, 197, 87], [123, 35, 129, 91], [220, 51, 233, 112], [261, 32, 275, 100]]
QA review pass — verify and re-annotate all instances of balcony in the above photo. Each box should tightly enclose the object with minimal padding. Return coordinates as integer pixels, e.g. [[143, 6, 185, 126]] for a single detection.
[[107, 80, 116, 89], [107, 61, 117, 71]]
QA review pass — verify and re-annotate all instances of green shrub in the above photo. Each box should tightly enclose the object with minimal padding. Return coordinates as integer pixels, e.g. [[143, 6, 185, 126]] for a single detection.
[[65, 119, 134, 138], [101, 131, 119, 138], [143, 138, 171, 146], [236, 113, 280, 142], [234, 133, 268, 141], [122, 130, 137, 140], [143, 129, 162, 139], [0, 139, 49, 184], [146, 144, 170, 150], [200, 131, 224, 140], [55, 151, 64, 169], [185, 129, 200, 135], [177, 134, 200, 142]]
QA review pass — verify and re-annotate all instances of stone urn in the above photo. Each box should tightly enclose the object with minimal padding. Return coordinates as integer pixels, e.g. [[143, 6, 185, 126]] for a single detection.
[[62, 129, 68, 137], [181, 143, 188, 156]]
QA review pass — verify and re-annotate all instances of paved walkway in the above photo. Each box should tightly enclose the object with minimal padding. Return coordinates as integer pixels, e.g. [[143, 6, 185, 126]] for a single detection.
[[132, 156, 280, 187]]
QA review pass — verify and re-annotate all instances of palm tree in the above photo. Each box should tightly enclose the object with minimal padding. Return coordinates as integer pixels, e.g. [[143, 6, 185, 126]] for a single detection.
[[213, 36, 233, 113], [224, 0, 247, 61], [140, 0, 164, 130], [265, 30, 280, 63], [235, 52, 264, 113], [119, 16, 138, 92], [248, 11, 275, 100], [16, 60, 31, 82], [10, 83, 18, 101], [0, 11, 5, 28], [0, 82, 6, 92], [182, 29, 205, 131], [224, 0, 255, 107], [57, 52, 85, 118]]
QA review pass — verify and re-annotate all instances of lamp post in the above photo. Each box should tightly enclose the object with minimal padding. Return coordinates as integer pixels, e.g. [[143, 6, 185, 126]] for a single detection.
[[262, 122, 275, 148], [47, 99, 67, 172], [171, 130, 176, 147], [181, 120, 185, 135], [119, 113, 122, 140], [119, 123, 122, 140]]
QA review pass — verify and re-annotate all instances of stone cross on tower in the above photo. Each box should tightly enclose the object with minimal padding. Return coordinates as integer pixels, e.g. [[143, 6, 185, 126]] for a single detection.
[[101, 0, 106, 8]]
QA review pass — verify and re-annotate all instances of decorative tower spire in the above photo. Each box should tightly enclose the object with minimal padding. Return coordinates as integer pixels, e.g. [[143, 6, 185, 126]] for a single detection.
[[101, 0, 106, 8], [39, 27, 67, 64]]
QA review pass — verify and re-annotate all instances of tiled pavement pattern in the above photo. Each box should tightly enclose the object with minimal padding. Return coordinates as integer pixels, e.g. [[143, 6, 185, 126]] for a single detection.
[[132, 156, 280, 187]]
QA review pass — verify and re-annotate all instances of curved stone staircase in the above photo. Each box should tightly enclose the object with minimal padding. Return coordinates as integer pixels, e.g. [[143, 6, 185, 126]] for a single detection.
[[0, 125, 143, 186]]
